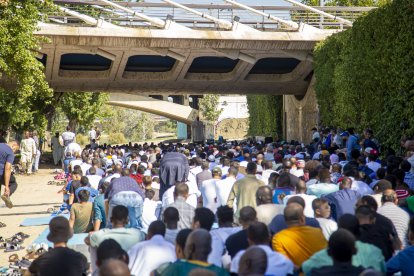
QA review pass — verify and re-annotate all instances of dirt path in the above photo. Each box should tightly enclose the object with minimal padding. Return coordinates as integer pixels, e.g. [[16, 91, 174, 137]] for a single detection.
[[0, 165, 62, 267]]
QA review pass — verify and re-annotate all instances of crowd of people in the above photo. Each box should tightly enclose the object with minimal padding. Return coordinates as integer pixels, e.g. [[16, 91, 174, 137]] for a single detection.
[[2, 126, 414, 275]]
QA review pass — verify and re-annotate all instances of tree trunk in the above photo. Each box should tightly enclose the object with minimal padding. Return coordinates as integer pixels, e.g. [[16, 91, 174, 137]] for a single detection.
[[68, 119, 78, 132]]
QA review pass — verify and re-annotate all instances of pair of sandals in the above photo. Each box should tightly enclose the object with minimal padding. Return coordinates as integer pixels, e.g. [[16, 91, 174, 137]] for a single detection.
[[8, 254, 32, 269], [1, 243, 25, 252], [0, 233, 30, 252], [26, 242, 49, 259]]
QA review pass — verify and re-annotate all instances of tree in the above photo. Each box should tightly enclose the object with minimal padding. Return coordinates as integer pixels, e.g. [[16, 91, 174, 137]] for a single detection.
[[0, 0, 54, 132], [198, 95, 223, 123], [59, 92, 109, 131]]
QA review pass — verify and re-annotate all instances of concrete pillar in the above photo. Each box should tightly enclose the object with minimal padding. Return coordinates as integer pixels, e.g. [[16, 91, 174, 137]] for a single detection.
[[283, 76, 319, 144]]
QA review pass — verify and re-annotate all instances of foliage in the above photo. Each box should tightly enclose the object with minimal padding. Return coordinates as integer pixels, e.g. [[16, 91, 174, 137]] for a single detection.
[[106, 132, 127, 145], [199, 95, 223, 123], [0, 0, 54, 131], [246, 95, 283, 138], [314, 0, 414, 150], [75, 133, 89, 146], [155, 120, 177, 133], [102, 106, 155, 142], [59, 92, 109, 131]]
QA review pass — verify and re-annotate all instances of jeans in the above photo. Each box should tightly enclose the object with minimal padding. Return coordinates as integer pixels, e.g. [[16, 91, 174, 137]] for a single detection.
[[108, 191, 143, 229]]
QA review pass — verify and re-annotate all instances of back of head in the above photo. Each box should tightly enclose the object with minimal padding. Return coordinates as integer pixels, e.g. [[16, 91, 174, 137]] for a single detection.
[[381, 189, 397, 204], [228, 166, 239, 177], [216, 205, 234, 226], [175, 229, 192, 253], [78, 189, 90, 203], [184, 229, 212, 261], [284, 202, 304, 225], [247, 222, 270, 245], [99, 259, 130, 276], [238, 246, 267, 276], [256, 186, 273, 205], [148, 220, 166, 238], [163, 206, 179, 225], [286, 196, 306, 209], [97, 239, 129, 267], [239, 206, 257, 225], [318, 168, 331, 183], [327, 229, 356, 263], [111, 205, 129, 223], [359, 195, 378, 211], [80, 176, 89, 187], [338, 214, 360, 237], [355, 205, 375, 224], [193, 207, 215, 231], [246, 162, 257, 174], [375, 180, 392, 193], [174, 182, 189, 197], [201, 161, 209, 170]]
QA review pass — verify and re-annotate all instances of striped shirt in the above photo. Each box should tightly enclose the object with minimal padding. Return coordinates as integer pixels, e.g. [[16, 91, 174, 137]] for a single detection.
[[378, 202, 410, 247]]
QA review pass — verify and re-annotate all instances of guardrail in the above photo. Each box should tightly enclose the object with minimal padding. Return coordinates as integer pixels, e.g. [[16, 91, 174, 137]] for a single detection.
[[46, 1, 376, 31]]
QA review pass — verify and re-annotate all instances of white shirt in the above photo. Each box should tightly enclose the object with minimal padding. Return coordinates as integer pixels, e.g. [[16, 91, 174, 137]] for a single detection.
[[367, 161, 381, 173], [80, 162, 92, 176], [201, 179, 219, 213], [162, 184, 200, 209], [231, 245, 294, 276], [69, 159, 82, 170], [351, 179, 373, 195], [188, 166, 202, 188], [316, 217, 338, 240], [87, 175, 102, 190], [283, 193, 317, 217], [208, 227, 242, 267], [215, 177, 236, 206], [262, 169, 276, 185], [128, 235, 176, 276], [65, 142, 81, 155], [142, 199, 162, 233], [165, 228, 180, 245], [88, 129, 96, 140]]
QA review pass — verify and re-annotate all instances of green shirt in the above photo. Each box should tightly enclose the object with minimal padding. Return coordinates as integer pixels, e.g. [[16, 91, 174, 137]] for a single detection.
[[160, 259, 230, 276], [301, 241, 386, 275], [70, 202, 93, 234], [90, 227, 145, 252]]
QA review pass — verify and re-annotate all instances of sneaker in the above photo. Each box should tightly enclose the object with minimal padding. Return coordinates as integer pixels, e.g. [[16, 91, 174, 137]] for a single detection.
[[1, 195, 13, 209]]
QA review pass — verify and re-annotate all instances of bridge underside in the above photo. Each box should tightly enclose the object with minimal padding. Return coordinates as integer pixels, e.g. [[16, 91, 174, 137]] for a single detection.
[[107, 93, 198, 124], [35, 24, 329, 95]]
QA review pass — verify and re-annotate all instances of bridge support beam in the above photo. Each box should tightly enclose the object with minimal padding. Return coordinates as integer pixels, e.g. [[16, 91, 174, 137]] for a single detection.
[[283, 76, 319, 144]]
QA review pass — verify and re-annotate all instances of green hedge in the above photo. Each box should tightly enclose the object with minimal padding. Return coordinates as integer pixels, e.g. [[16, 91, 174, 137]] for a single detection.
[[246, 95, 283, 138], [314, 0, 414, 150]]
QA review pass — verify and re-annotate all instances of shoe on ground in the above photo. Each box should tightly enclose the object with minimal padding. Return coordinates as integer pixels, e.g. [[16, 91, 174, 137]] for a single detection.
[[1, 195, 13, 209]]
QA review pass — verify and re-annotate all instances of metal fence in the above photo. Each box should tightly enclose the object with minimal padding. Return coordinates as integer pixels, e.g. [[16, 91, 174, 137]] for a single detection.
[[47, 1, 376, 31]]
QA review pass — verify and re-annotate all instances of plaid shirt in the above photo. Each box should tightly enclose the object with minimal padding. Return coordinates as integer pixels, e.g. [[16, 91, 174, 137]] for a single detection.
[[168, 196, 195, 230]]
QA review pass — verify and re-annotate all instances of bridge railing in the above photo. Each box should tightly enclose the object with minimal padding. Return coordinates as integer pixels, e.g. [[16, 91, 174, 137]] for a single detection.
[[48, 1, 376, 31]]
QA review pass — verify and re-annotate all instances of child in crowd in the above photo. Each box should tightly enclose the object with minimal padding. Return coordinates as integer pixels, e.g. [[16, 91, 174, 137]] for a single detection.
[[312, 198, 338, 240]]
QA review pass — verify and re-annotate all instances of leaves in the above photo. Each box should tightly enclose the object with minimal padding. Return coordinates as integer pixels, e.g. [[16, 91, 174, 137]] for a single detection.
[[0, 0, 54, 131], [314, 0, 414, 151], [199, 95, 223, 123], [246, 95, 283, 137]]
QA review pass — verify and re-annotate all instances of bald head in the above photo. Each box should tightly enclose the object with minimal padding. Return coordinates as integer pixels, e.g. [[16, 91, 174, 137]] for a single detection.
[[382, 189, 397, 204], [99, 259, 130, 276], [284, 202, 305, 227], [184, 229, 212, 262], [256, 186, 273, 205]]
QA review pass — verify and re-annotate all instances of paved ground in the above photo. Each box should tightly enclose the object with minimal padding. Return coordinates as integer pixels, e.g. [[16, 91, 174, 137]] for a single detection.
[[0, 165, 62, 267]]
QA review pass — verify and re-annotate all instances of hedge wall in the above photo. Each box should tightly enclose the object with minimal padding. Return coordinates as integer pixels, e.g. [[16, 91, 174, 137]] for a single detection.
[[314, 0, 414, 150], [246, 95, 283, 138]]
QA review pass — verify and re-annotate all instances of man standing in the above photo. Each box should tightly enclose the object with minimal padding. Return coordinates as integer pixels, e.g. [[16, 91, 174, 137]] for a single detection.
[[31, 131, 41, 174], [61, 126, 76, 149], [0, 131, 16, 209], [88, 127, 96, 145], [20, 131, 36, 175], [227, 162, 265, 218], [51, 132, 64, 167], [191, 116, 205, 144]]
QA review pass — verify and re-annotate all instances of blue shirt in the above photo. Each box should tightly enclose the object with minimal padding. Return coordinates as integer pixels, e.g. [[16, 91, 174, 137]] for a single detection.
[[386, 245, 414, 275], [323, 189, 361, 221], [93, 194, 106, 229], [268, 214, 320, 235], [0, 143, 14, 176], [75, 186, 99, 202], [346, 134, 360, 160], [63, 157, 74, 174]]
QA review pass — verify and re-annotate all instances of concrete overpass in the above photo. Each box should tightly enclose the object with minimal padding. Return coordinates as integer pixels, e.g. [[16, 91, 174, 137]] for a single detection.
[[32, 1, 373, 96], [28, 1, 374, 141]]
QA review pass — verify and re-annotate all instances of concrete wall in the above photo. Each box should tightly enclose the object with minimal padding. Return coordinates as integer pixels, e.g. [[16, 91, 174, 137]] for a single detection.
[[216, 118, 249, 140], [283, 76, 319, 144]]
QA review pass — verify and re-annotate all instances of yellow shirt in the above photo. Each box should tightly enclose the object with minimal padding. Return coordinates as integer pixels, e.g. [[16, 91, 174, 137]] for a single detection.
[[272, 226, 327, 266]]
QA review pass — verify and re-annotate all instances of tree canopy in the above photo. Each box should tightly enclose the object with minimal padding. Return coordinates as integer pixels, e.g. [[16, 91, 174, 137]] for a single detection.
[[199, 95, 223, 123], [0, 0, 53, 131]]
